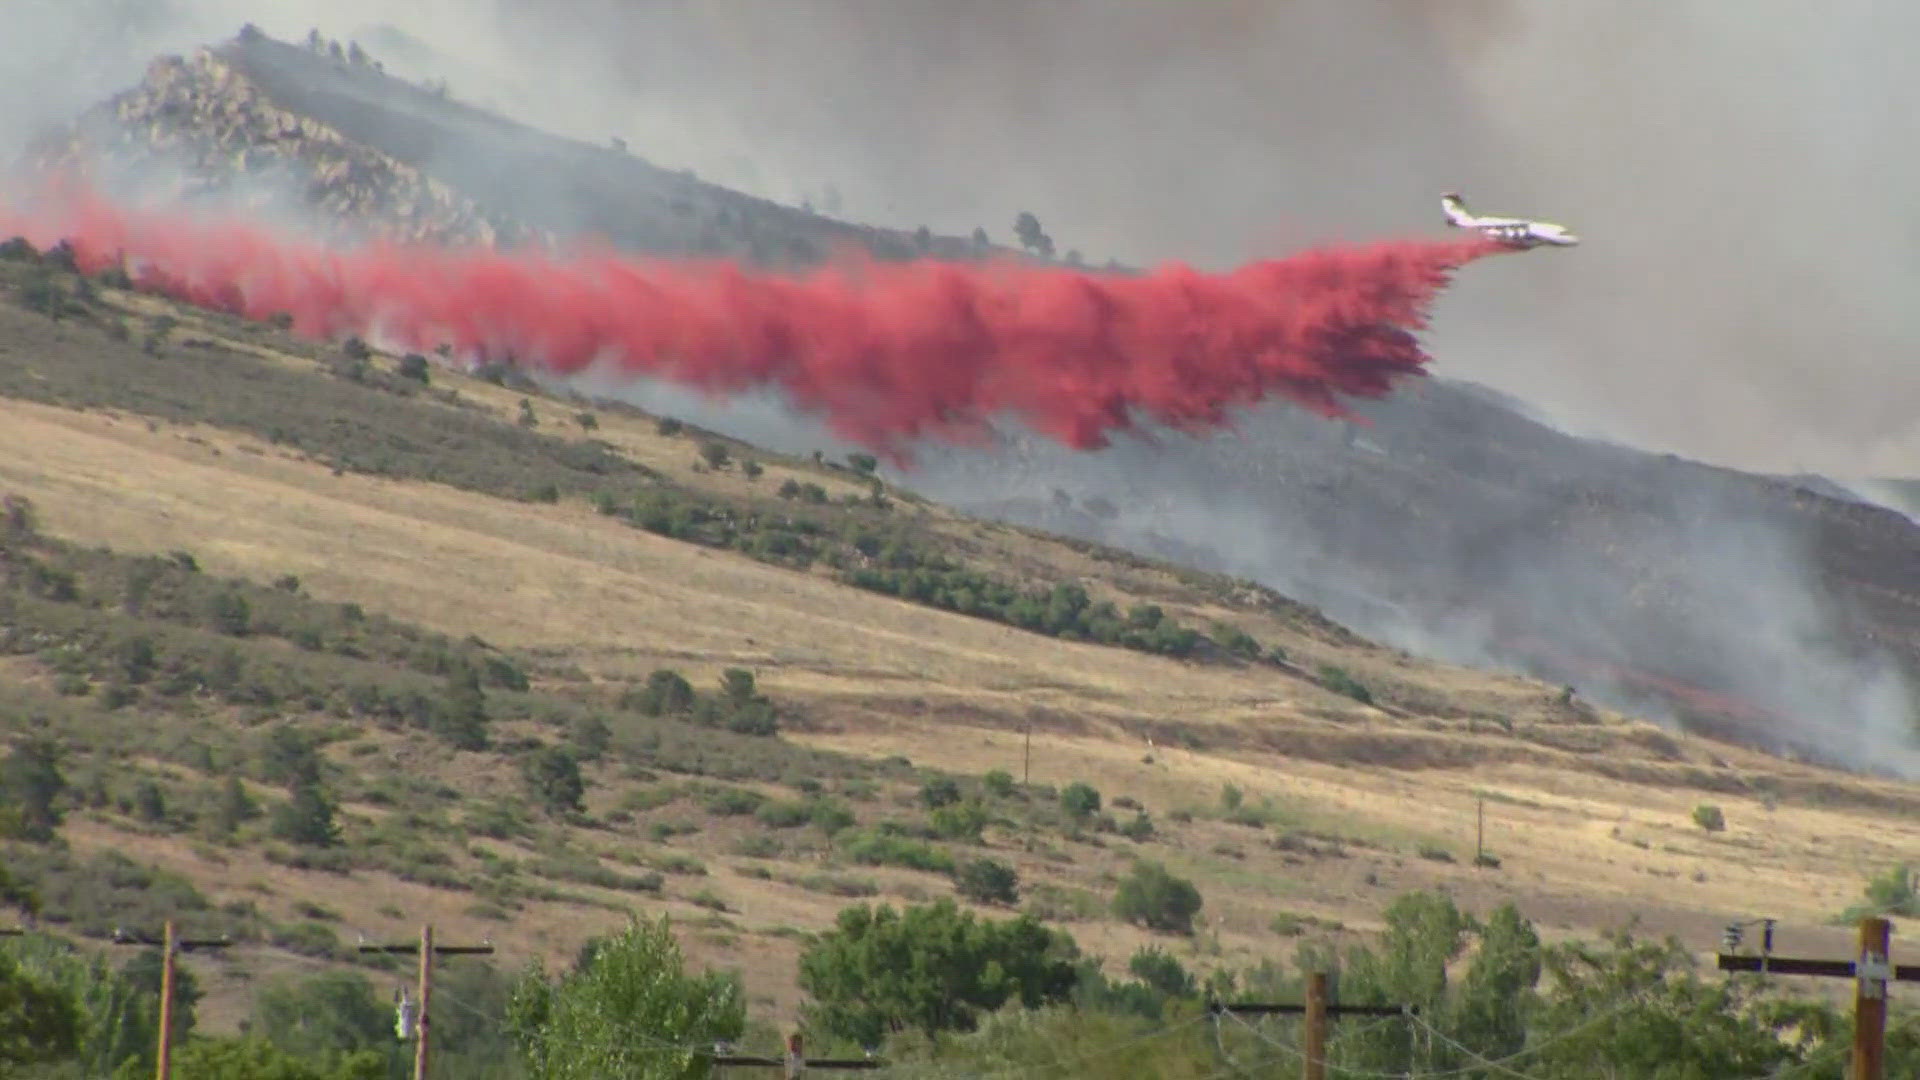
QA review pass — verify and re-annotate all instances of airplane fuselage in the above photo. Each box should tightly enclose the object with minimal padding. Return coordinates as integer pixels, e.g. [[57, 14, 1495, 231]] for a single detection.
[[1440, 193, 1578, 248]]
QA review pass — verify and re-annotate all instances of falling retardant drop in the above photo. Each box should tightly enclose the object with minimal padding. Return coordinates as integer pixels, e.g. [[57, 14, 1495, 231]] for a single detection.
[[0, 183, 1511, 460]]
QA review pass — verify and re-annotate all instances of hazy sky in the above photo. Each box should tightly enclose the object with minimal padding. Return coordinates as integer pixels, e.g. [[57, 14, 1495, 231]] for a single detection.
[[8, 0, 1920, 477]]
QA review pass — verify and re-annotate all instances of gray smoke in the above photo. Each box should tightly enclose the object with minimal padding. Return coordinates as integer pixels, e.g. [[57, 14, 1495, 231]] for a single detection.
[[4, 1, 1918, 773], [11, 3, 1920, 474], [470, 0, 1920, 478]]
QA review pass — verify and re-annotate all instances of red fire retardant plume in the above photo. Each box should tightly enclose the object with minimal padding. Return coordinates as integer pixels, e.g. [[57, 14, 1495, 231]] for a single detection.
[[2, 185, 1508, 457]]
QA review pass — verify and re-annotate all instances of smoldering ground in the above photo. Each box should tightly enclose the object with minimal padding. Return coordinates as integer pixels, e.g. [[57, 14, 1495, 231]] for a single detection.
[[606, 370, 1920, 779]]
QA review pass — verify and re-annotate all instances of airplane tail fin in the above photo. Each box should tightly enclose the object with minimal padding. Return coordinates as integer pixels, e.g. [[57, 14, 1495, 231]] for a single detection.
[[1440, 192, 1469, 227]]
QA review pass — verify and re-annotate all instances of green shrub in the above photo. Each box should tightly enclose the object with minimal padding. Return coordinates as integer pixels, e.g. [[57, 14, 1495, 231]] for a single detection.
[[624, 669, 695, 716], [1318, 665, 1373, 705], [269, 920, 343, 959], [732, 835, 784, 858], [4, 848, 224, 938], [522, 746, 586, 816], [953, 858, 1020, 906], [703, 787, 766, 817], [930, 802, 988, 843], [652, 853, 707, 877], [808, 799, 857, 837], [1022, 882, 1104, 923], [1692, 804, 1727, 832], [1212, 623, 1262, 660], [1119, 812, 1156, 842], [270, 780, 341, 848], [1060, 782, 1101, 821], [920, 778, 962, 809], [1844, 864, 1920, 920], [840, 829, 955, 874], [1112, 861, 1203, 935], [464, 803, 535, 841], [792, 874, 877, 899], [755, 800, 811, 829], [529, 852, 663, 893]]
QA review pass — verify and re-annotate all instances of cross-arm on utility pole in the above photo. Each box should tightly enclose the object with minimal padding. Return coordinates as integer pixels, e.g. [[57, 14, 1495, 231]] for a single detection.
[[111, 920, 232, 1080], [1716, 916, 1917, 1080], [357, 925, 495, 1080], [1206, 973, 1417, 1080]]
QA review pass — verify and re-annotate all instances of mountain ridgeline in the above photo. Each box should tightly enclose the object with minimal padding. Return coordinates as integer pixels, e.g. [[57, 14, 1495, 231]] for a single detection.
[[24, 25, 1920, 773]]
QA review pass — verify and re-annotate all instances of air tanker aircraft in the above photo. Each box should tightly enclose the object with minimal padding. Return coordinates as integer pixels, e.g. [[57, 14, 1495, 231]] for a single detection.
[[1441, 192, 1579, 248]]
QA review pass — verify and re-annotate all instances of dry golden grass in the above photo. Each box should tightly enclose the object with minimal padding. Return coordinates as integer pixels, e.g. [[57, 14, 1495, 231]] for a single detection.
[[5, 315, 1918, 1033], [0, 396, 1347, 724]]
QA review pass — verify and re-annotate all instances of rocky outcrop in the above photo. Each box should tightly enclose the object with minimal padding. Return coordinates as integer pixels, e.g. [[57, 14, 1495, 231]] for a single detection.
[[28, 27, 1036, 269], [33, 45, 541, 249]]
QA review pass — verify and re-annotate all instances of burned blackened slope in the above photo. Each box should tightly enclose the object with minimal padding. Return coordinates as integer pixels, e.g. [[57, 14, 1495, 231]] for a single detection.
[[902, 377, 1920, 767]]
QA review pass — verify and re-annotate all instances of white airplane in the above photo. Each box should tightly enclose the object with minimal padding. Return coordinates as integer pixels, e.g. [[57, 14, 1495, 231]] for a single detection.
[[1440, 192, 1579, 248]]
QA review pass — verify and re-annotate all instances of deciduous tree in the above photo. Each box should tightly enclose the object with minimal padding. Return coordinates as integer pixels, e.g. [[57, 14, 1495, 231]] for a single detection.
[[508, 915, 743, 1080], [798, 899, 1079, 1046]]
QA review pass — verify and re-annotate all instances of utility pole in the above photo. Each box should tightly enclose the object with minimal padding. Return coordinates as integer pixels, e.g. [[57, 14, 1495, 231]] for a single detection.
[[1717, 916, 1918, 1080], [1475, 797, 1485, 864], [111, 922, 231, 1080], [1303, 972, 1327, 1080], [156, 923, 177, 1080], [1023, 723, 1032, 785], [413, 925, 433, 1080], [358, 925, 495, 1080], [1206, 977, 1416, 1080], [1856, 918, 1890, 1080]]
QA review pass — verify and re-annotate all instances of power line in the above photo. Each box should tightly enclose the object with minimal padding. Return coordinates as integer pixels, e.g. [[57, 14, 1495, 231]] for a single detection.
[[711, 1032, 884, 1075], [971, 1010, 1210, 1080], [1716, 915, 1918, 1080], [111, 921, 233, 1080], [1222, 985, 1660, 1080], [1404, 1011, 1553, 1080], [1206, 975, 1418, 1080], [357, 925, 494, 1080]]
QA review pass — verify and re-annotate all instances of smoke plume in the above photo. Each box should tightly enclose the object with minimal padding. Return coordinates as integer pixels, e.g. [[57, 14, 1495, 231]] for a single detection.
[[1, 184, 1506, 456], [4, 5, 1916, 773], [8, 3, 1920, 471]]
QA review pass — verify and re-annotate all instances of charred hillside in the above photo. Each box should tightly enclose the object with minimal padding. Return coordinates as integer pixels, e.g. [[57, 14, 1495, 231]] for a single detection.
[[899, 383, 1920, 773], [25, 27, 1920, 773]]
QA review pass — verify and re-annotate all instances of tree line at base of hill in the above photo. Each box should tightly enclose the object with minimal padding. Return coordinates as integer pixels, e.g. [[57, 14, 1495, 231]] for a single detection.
[[4, 882, 1916, 1079]]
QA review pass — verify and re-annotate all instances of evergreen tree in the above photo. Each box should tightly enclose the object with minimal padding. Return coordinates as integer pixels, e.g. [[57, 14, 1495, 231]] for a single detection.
[[272, 779, 341, 847]]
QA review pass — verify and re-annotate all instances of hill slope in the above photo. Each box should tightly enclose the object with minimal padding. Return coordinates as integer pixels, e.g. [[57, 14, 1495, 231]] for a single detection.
[[37, 28, 1026, 265], [897, 379, 1920, 774], [29, 26, 1920, 774], [1, 235, 1915, 1039]]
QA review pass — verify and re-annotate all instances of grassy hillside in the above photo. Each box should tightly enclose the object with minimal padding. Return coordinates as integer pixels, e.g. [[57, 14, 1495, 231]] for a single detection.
[[2, 243, 1917, 1040]]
